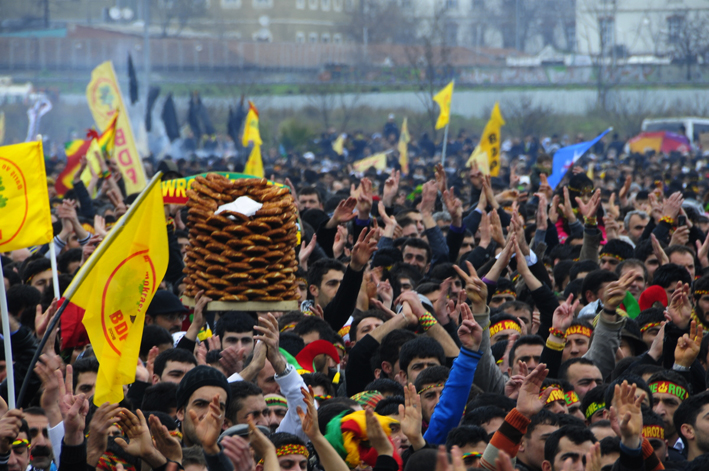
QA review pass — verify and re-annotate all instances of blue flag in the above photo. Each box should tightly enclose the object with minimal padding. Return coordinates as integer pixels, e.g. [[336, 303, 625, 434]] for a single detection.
[[547, 128, 612, 189]]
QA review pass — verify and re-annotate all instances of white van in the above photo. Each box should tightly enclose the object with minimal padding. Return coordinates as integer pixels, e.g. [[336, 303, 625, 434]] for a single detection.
[[641, 117, 709, 144]]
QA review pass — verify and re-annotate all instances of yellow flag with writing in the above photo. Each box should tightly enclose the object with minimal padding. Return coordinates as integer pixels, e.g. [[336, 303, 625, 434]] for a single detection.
[[353, 153, 387, 172], [398, 118, 410, 174], [0, 141, 53, 252], [433, 81, 454, 130], [86, 62, 146, 195], [70, 175, 168, 404], [468, 102, 505, 176]]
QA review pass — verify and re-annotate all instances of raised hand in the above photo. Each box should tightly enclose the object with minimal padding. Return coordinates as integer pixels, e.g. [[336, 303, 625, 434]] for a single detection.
[[298, 234, 318, 271], [350, 227, 379, 272], [442, 188, 463, 227], [326, 197, 357, 229], [434, 163, 448, 194], [650, 234, 670, 266], [63, 392, 89, 445], [675, 320, 703, 367], [560, 187, 577, 224], [667, 282, 692, 329], [254, 313, 285, 374], [609, 381, 643, 449], [548, 194, 560, 224], [187, 395, 224, 454], [516, 363, 551, 419], [297, 386, 322, 441], [602, 271, 634, 312], [333, 225, 349, 259], [453, 261, 488, 312], [149, 414, 182, 463], [398, 384, 424, 450], [552, 294, 578, 333], [354, 177, 374, 218], [670, 225, 690, 246], [87, 403, 122, 466], [662, 191, 684, 221], [0, 410, 24, 454], [366, 408, 394, 457], [222, 435, 255, 471], [457, 303, 483, 352], [575, 188, 602, 219], [382, 170, 401, 207], [535, 193, 548, 231], [420, 180, 438, 216], [647, 321, 666, 361]]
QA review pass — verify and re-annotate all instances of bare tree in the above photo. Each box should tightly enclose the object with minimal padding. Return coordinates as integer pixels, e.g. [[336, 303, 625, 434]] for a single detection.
[[666, 11, 709, 81], [345, 0, 417, 44], [501, 95, 553, 136], [403, 2, 454, 138], [153, 0, 207, 37]]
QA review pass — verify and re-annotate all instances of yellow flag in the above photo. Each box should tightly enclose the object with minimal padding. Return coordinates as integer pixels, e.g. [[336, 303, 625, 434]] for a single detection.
[[433, 81, 454, 130], [470, 102, 505, 176], [398, 118, 410, 174], [86, 61, 147, 195], [466, 146, 490, 175], [332, 134, 345, 156], [242, 101, 262, 147], [0, 141, 53, 252], [71, 175, 168, 404], [244, 143, 264, 178], [353, 152, 387, 172]]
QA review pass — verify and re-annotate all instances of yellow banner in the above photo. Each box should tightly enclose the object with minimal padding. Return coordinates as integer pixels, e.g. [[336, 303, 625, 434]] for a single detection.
[[353, 153, 387, 173], [477, 102, 505, 176], [86, 61, 147, 195], [398, 118, 410, 174], [242, 101, 262, 147], [72, 176, 168, 404], [244, 144, 264, 178], [433, 80, 454, 130], [332, 133, 345, 156], [0, 141, 53, 252]]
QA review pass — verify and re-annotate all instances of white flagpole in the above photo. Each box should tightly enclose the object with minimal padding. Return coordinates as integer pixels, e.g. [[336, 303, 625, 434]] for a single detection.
[[48, 242, 61, 299], [440, 122, 450, 166], [0, 257, 16, 409]]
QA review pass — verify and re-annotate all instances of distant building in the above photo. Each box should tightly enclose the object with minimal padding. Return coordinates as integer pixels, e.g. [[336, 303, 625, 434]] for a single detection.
[[0, 0, 355, 44], [576, 0, 709, 57]]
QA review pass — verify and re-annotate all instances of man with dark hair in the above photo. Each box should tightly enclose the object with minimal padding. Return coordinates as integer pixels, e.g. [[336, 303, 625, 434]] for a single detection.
[[397, 336, 445, 385], [389, 263, 423, 300], [616, 259, 649, 300], [674, 390, 709, 462], [56, 248, 82, 275], [648, 370, 690, 452], [365, 378, 404, 397], [508, 335, 544, 377], [268, 432, 310, 471], [445, 425, 489, 468], [667, 245, 697, 280], [651, 263, 693, 300], [463, 407, 507, 434], [292, 316, 337, 345], [517, 410, 560, 471], [140, 325, 174, 360], [634, 239, 662, 281], [23, 407, 53, 471], [176, 366, 230, 448], [72, 356, 99, 396], [569, 260, 600, 282], [21, 257, 53, 295], [401, 238, 432, 274], [6, 285, 40, 322], [145, 290, 189, 334], [349, 310, 388, 345], [579, 269, 618, 313], [692, 276, 709, 329], [225, 381, 269, 428], [499, 301, 533, 328], [152, 348, 198, 384], [142, 382, 179, 418], [380, 329, 417, 380], [562, 320, 593, 363], [599, 239, 635, 271], [542, 426, 597, 471], [414, 365, 450, 426], [488, 313, 523, 344], [581, 386, 607, 424], [298, 187, 324, 211], [215, 312, 256, 357], [559, 358, 603, 401]]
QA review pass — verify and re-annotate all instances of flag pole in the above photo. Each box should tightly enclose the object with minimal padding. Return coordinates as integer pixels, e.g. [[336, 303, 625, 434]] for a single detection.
[[0, 257, 16, 409], [440, 122, 449, 166], [39, 133, 61, 300], [17, 171, 165, 406]]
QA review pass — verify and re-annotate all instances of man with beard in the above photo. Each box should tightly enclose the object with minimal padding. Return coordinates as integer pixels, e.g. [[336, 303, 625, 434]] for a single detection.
[[648, 371, 690, 456], [692, 276, 709, 328], [176, 365, 231, 448], [22, 408, 53, 471]]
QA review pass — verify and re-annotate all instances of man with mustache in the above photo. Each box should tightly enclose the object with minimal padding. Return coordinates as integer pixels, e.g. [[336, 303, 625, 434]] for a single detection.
[[23, 408, 53, 471]]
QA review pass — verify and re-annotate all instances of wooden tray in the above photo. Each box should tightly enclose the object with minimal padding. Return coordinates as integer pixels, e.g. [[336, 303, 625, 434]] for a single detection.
[[181, 296, 299, 312]]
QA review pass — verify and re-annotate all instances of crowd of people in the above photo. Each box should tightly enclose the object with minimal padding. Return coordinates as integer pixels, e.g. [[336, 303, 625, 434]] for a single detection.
[[5, 114, 709, 471]]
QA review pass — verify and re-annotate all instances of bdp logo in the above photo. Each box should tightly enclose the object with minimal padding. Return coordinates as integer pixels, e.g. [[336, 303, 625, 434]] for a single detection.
[[88, 77, 118, 124], [101, 250, 157, 354], [0, 157, 28, 247]]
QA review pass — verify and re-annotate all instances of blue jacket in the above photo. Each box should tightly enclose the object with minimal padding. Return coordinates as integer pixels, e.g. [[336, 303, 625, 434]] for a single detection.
[[423, 347, 483, 445]]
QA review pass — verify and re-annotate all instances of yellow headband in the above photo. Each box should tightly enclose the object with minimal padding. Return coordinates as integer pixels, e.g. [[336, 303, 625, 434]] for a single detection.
[[489, 320, 522, 337]]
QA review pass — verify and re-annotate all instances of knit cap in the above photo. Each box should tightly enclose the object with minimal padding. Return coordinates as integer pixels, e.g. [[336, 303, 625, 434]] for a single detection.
[[176, 365, 230, 409]]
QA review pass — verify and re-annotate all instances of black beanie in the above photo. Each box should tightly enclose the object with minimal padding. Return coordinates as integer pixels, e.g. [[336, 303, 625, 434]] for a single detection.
[[176, 365, 231, 409]]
